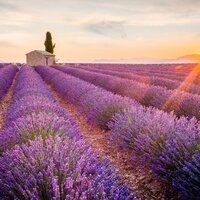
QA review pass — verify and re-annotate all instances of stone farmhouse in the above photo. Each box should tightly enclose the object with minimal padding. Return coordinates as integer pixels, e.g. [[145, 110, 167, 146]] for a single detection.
[[26, 50, 55, 66]]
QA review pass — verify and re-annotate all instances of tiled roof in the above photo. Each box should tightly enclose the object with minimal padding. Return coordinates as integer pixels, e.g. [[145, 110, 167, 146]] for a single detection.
[[26, 50, 55, 56]]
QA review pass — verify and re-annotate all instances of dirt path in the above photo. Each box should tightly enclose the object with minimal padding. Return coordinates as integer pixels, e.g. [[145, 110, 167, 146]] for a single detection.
[[46, 83, 177, 200], [0, 75, 16, 130]]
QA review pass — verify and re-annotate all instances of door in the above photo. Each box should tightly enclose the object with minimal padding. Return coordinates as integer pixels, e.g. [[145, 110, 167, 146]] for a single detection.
[[46, 57, 48, 66]]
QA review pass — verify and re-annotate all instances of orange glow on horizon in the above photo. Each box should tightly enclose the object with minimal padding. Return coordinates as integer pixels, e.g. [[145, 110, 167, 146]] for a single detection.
[[175, 65, 183, 70], [163, 64, 200, 113]]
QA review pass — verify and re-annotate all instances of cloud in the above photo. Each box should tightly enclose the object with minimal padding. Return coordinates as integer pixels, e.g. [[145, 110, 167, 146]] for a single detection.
[[0, 0, 200, 62], [84, 20, 127, 38], [0, 1, 20, 11], [0, 41, 18, 47], [0, 24, 28, 34]]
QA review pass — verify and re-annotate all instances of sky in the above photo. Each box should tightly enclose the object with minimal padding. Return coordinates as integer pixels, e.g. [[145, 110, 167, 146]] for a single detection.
[[1, 0, 200, 62]]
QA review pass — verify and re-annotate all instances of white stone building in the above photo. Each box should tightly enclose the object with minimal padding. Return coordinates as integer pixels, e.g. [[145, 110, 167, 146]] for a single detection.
[[26, 50, 55, 66]]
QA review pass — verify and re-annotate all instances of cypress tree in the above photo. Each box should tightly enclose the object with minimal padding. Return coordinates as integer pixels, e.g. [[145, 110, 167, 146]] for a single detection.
[[44, 32, 55, 54]]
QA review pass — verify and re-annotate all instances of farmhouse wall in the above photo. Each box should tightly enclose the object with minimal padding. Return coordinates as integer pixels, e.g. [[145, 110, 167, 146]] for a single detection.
[[26, 51, 55, 66]]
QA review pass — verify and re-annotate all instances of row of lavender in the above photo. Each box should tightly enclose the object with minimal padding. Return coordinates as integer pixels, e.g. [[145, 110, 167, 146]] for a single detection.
[[0, 63, 12, 68], [0, 66, 133, 199], [36, 65, 200, 199], [0, 64, 18, 100], [77, 65, 200, 96], [67, 63, 198, 83], [52, 66, 200, 120], [67, 63, 195, 76], [98, 63, 200, 82]]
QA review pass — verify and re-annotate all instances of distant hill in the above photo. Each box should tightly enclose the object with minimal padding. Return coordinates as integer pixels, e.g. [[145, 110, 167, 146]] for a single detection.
[[2, 54, 200, 64], [157, 54, 200, 64], [93, 57, 159, 64], [175, 54, 200, 63], [93, 54, 200, 64]]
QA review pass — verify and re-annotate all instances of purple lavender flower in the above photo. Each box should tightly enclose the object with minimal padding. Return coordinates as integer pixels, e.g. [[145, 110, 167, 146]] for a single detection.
[[0, 64, 18, 100], [0, 136, 133, 199], [0, 65, 133, 199], [52, 65, 200, 120], [36, 66, 138, 129]]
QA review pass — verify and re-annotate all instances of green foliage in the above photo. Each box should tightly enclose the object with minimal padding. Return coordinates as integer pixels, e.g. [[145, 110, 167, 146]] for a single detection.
[[44, 31, 55, 54]]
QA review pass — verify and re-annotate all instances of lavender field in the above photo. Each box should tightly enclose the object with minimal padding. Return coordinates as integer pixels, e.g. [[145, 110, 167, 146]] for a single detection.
[[0, 63, 200, 200]]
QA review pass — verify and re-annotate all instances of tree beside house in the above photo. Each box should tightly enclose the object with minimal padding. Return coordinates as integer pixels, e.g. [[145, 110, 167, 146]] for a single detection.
[[26, 32, 56, 66]]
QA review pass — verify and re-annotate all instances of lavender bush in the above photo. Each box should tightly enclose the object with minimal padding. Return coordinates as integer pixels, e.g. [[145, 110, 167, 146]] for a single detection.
[[36, 66, 138, 129], [0, 64, 18, 100], [52, 65, 200, 120], [66, 63, 199, 84], [0, 66, 77, 152], [0, 65, 134, 199], [36, 65, 200, 199], [78, 66, 200, 96], [108, 108, 200, 199], [0, 111, 80, 152], [0, 136, 132, 199]]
